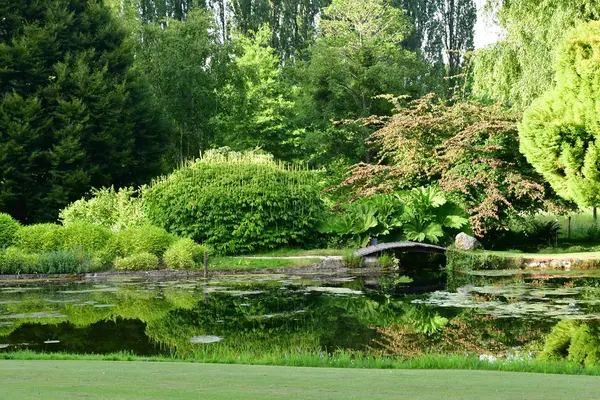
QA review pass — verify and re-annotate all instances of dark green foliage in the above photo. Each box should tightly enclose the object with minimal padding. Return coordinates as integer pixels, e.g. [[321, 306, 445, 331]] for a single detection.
[[15, 224, 65, 253], [520, 22, 600, 209], [114, 226, 175, 257], [144, 151, 326, 254], [164, 238, 208, 270], [0, 0, 170, 223], [0, 247, 93, 274], [0, 213, 20, 248], [114, 252, 159, 271]]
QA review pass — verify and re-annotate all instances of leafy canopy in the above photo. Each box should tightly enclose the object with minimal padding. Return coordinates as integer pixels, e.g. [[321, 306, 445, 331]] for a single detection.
[[520, 22, 600, 208]]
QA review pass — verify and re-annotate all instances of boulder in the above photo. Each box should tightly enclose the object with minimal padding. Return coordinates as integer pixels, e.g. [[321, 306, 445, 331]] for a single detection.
[[455, 232, 481, 251]]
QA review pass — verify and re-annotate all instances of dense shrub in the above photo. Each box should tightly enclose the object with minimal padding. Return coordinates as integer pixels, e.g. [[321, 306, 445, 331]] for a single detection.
[[114, 226, 175, 257], [15, 224, 64, 252], [59, 187, 147, 232], [114, 252, 159, 271], [164, 238, 207, 270], [0, 247, 93, 275], [62, 222, 112, 253], [0, 213, 20, 248], [143, 151, 325, 254], [540, 320, 600, 366]]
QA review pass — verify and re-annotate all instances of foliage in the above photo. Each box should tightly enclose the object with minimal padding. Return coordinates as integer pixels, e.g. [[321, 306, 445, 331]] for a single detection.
[[520, 22, 600, 209], [114, 226, 175, 258], [377, 254, 398, 269], [138, 9, 222, 160], [164, 238, 208, 270], [15, 224, 64, 253], [296, 0, 429, 165], [0, 0, 170, 223], [215, 26, 296, 159], [0, 213, 20, 248], [540, 320, 600, 367], [114, 252, 159, 271], [339, 95, 567, 236], [472, 0, 600, 109], [400, 186, 468, 244], [59, 187, 147, 232], [342, 250, 363, 268], [0, 247, 92, 275], [61, 222, 112, 254], [319, 194, 405, 247], [404, 305, 449, 335], [143, 150, 325, 254]]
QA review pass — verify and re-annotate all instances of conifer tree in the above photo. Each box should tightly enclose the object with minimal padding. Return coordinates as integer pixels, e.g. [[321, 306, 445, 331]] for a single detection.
[[520, 22, 600, 208], [0, 0, 170, 222]]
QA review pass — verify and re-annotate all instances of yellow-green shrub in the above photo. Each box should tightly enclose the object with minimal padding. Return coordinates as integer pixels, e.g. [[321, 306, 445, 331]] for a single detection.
[[0, 213, 20, 248], [164, 238, 207, 270], [62, 222, 112, 253], [15, 224, 64, 252], [114, 225, 175, 257], [114, 252, 159, 271]]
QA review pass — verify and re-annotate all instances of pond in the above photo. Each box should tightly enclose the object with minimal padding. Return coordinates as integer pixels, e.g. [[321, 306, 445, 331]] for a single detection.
[[1, 266, 600, 360]]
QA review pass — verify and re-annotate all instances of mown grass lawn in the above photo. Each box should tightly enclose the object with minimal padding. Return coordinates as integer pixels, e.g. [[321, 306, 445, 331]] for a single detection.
[[2, 361, 600, 400]]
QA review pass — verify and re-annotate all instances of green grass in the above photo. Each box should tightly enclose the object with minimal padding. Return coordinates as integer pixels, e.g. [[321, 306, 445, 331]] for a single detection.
[[537, 210, 599, 240], [209, 256, 322, 271], [3, 350, 600, 376], [250, 248, 346, 257], [2, 360, 600, 400]]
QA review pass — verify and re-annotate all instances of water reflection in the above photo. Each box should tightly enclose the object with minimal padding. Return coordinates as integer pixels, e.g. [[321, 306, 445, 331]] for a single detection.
[[0, 269, 598, 360]]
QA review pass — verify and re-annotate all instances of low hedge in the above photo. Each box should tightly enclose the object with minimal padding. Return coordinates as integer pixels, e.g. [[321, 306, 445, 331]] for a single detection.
[[0, 247, 93, 275], [114, 252, 159, 271], [164, 238, 208, 270]]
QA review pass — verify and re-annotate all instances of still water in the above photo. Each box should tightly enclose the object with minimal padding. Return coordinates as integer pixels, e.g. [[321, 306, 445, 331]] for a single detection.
[[1, 267, 600, 358]]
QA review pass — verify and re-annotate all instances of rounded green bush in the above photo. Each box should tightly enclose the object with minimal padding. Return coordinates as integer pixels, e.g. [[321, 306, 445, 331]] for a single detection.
[[62, 222, 112, 253], [143, 151, 325, 254], [15, 224, 64, 252], [114, 252, 159, 271], [164, 238, 207, 270], [114, 225, 175, 257], [0, 213, 20, 248]]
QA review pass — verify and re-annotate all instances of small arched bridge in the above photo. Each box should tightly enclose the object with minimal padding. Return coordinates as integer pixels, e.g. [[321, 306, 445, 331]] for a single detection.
[[354, 241, 446, 258]]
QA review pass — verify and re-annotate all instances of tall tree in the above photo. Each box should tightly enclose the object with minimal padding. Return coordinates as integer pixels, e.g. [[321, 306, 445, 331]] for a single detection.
[[296, 0, 428, 164], [520, 22, 600, 209], [472, 0, 600, 109], [0, 0, 170, 223], [138, 9, 225, 161]]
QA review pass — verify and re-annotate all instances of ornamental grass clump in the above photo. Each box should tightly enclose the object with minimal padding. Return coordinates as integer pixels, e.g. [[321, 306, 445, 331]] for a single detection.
[[164, 238, 208, 270], [143, 149, 325, 254]]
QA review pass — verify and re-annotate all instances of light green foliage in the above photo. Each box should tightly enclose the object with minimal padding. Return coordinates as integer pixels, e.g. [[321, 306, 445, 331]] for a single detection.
[[540, 320, 600, 366], [0, 247, 92, 275], [322, 187, 467, 246], [404, 305, 449, 335], [520, 22, 600, 208], [0, 213, 20, 248], [61, 222, 112, 254], [215, 26, 296, 158], [342, 250, 363, 268], [114, 252, 159, 271], [15, 224, 64, 253], [400, 187, 468, 244], [114, 226, 175, 258], [143, 150, 325, 254], [377, 254, 398, 269], [59, 187, 147, 232], [473, 0, 600, 109], [320, 194, 404, 247], [164, 238, 208, 270]]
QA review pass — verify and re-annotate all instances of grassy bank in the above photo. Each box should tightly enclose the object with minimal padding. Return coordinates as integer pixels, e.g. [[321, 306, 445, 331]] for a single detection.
[[2, 350, 600, 376], [2, 360, 600, 400], [447, 248, 600, 271], [209, 256, 326, 271]]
